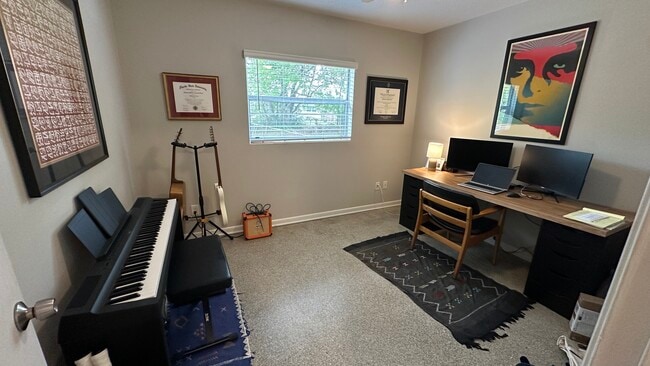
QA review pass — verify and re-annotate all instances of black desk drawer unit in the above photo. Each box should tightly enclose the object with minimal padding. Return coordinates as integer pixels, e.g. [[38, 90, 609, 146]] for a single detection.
[[399, 174, 423, 230], [524, 220, 629, 318]]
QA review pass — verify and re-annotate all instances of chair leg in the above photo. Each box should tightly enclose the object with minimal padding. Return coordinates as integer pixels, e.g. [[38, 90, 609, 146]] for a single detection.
[[410, 230, 418, 249], [492, 233, 503, 265], [453, 247, 468, 278], [410, 224, 422, 249], [493, 209, 507, 265], [410, 214, 422, 250]]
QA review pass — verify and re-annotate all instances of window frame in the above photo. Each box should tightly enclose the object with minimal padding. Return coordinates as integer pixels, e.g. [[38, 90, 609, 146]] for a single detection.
[[243, 50, 358, 145]]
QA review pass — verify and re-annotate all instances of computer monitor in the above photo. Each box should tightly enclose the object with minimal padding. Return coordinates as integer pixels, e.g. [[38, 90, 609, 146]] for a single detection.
[[517, 144, 593, 199], [445, 138, 513, 173]]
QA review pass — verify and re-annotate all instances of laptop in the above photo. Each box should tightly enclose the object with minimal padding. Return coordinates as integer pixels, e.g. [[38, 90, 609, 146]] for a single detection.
[[457, 163, 516, 195]]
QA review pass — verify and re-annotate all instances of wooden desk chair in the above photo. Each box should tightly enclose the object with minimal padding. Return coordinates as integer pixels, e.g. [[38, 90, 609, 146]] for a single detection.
[[410, 180, 506, 278]]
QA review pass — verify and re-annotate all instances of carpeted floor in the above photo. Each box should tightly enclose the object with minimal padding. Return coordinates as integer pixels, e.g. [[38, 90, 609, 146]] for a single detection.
[[221, 207, 570, 365]]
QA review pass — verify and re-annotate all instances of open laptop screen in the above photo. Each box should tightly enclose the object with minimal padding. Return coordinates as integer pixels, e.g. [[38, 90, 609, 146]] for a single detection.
[[471, 163, 516, 189]]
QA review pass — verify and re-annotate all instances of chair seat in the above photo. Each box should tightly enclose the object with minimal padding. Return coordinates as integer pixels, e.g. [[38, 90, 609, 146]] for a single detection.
[[430, 215, 498, 235]]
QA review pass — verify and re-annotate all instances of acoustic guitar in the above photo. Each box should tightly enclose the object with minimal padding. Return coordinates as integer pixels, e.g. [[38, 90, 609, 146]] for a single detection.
[[170, 129, 186, 218], [209, 126, 228, 226]]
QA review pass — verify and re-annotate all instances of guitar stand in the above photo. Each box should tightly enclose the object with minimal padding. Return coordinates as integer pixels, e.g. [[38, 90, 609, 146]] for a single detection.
[[174, 141, 233, 240]]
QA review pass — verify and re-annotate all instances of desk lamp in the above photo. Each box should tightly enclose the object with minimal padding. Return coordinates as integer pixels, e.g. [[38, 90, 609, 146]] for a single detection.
[[426, 142, 444, 171]]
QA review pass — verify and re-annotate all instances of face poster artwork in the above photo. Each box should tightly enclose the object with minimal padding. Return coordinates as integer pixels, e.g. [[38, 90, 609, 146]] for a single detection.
[[491, 22, 596, 144]]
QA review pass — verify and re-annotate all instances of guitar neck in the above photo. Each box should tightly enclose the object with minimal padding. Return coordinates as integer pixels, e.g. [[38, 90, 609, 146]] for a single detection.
[[213, 145, 223, 186], [171, 128, 183, 184], [171, 146, 181, 183]]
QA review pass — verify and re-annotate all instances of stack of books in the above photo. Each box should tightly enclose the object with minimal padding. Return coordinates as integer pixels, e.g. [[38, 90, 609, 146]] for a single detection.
[[564, 208, 626, 229]]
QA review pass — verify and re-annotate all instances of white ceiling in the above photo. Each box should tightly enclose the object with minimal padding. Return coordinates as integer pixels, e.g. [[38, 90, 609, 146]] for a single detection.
[[255, 0, 530, 34]]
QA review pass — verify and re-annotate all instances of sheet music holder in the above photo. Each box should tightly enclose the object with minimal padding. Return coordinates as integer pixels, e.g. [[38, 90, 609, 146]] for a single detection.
[[77, 187, 120, 237], [67, 208, 110, 258], [98, 188, 127, 222], [69, 187, 129, 259]]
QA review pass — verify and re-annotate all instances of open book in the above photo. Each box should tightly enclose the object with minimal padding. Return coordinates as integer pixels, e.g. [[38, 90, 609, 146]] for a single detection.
[[564, 207, 626, 229]]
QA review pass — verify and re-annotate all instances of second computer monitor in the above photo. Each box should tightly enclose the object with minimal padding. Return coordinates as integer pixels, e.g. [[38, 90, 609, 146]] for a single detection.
[[517, 144, 593, 199], [445, 138, 513, 173]]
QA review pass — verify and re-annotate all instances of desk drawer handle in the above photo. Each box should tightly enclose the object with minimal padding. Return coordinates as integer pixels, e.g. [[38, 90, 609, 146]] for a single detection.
[[550, 248, 579, 261], [549, 235, 582, 248], [550, 268, 572, 280]]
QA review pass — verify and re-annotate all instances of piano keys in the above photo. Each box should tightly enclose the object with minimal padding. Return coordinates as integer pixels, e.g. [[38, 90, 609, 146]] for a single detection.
[[58, 196, 182, 365]]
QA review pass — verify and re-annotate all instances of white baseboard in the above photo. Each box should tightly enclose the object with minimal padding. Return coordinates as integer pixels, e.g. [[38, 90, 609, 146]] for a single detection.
[[191, 200, 401, 237]]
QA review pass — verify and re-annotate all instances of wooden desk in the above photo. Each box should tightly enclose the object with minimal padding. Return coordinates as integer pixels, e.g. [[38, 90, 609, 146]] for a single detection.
[[400, 168, 636, 318]]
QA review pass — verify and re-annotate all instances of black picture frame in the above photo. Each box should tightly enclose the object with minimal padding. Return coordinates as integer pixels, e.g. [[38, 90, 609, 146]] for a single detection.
[[364, 76, 408, 124], [490, 22, 597, 145], [0, 0, 108, 197]]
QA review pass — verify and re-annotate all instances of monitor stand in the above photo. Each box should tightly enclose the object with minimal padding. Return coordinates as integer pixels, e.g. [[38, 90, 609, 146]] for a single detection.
[[450, 169, 474, 177], [523, 185, 561, 203]]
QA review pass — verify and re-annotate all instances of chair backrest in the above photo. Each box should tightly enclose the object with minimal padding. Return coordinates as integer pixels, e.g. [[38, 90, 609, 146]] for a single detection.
[[423, 180, 480, 211], [422, 180, 480, 221]]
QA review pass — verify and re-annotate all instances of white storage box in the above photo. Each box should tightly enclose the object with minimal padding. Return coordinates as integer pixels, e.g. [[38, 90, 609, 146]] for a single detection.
[[569, 293, 604, 344]]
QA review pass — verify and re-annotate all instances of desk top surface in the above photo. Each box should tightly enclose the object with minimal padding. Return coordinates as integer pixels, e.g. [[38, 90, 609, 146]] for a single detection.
[[404, 168, 635, 237]]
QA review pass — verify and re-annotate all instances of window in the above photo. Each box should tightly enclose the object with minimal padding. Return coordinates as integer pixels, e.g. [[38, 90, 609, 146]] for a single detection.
[[244, 50, 357, 144]]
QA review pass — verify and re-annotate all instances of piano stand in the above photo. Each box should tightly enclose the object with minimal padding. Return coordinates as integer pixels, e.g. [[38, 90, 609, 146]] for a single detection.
[[167, 236, 233, 305]]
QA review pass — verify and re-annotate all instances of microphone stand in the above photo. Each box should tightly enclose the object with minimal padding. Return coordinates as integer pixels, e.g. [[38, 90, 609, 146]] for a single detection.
[[172, 141, 233, 240]]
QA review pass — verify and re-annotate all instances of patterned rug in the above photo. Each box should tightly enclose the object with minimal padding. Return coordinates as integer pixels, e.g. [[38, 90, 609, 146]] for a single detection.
[[166, 282, 253, 365], [344, 231, 533, 350]]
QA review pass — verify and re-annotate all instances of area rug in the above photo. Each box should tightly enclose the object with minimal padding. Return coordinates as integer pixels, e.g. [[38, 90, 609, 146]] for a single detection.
[[344, 231, 533, 350], [166, 282, 253, 365]]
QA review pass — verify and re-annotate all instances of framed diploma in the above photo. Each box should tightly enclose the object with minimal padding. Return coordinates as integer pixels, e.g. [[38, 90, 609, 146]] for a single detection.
[[364, 76, 408, 124], [162, 72, 222, 120], [0, 0, 108, 197]]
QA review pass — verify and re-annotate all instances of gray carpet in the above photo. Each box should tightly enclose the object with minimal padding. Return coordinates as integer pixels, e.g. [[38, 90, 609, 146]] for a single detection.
[[221, 207, 569, 365]]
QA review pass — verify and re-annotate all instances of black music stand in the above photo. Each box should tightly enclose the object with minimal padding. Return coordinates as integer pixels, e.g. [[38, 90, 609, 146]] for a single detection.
[[172, 140, 233, 240]]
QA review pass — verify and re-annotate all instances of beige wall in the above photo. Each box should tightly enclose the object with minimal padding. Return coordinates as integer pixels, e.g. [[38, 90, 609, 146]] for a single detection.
[[0, 0, 134, 363], [2, 0, 650, 363], [413, 0, 650, 255], [109, 0, 423, 222]]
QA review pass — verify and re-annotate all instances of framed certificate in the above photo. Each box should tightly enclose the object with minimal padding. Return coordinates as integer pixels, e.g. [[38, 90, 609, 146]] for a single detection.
[[162, 72, 222, 120], [364, 76, 408, 124]]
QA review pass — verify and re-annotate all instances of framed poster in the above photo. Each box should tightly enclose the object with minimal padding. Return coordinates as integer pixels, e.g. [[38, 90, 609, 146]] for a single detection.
[[0, 0, 108, 197], [162, 72, 222, 120], [490, 22, 597, 144], [364, 76, 408, 124]]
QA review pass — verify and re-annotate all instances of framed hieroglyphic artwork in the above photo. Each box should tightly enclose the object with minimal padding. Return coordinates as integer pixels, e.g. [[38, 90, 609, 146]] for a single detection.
[[0, 0, 108, 197]]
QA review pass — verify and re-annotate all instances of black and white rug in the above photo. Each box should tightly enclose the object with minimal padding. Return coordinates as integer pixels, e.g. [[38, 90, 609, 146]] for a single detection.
[[344, 231, 533, 350]]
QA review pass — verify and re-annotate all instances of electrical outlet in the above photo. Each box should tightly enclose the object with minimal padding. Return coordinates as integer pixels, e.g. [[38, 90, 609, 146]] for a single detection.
[[375, 181, 381, 191], [382, 180, 388, 189], [191, 204, 200, 215]]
